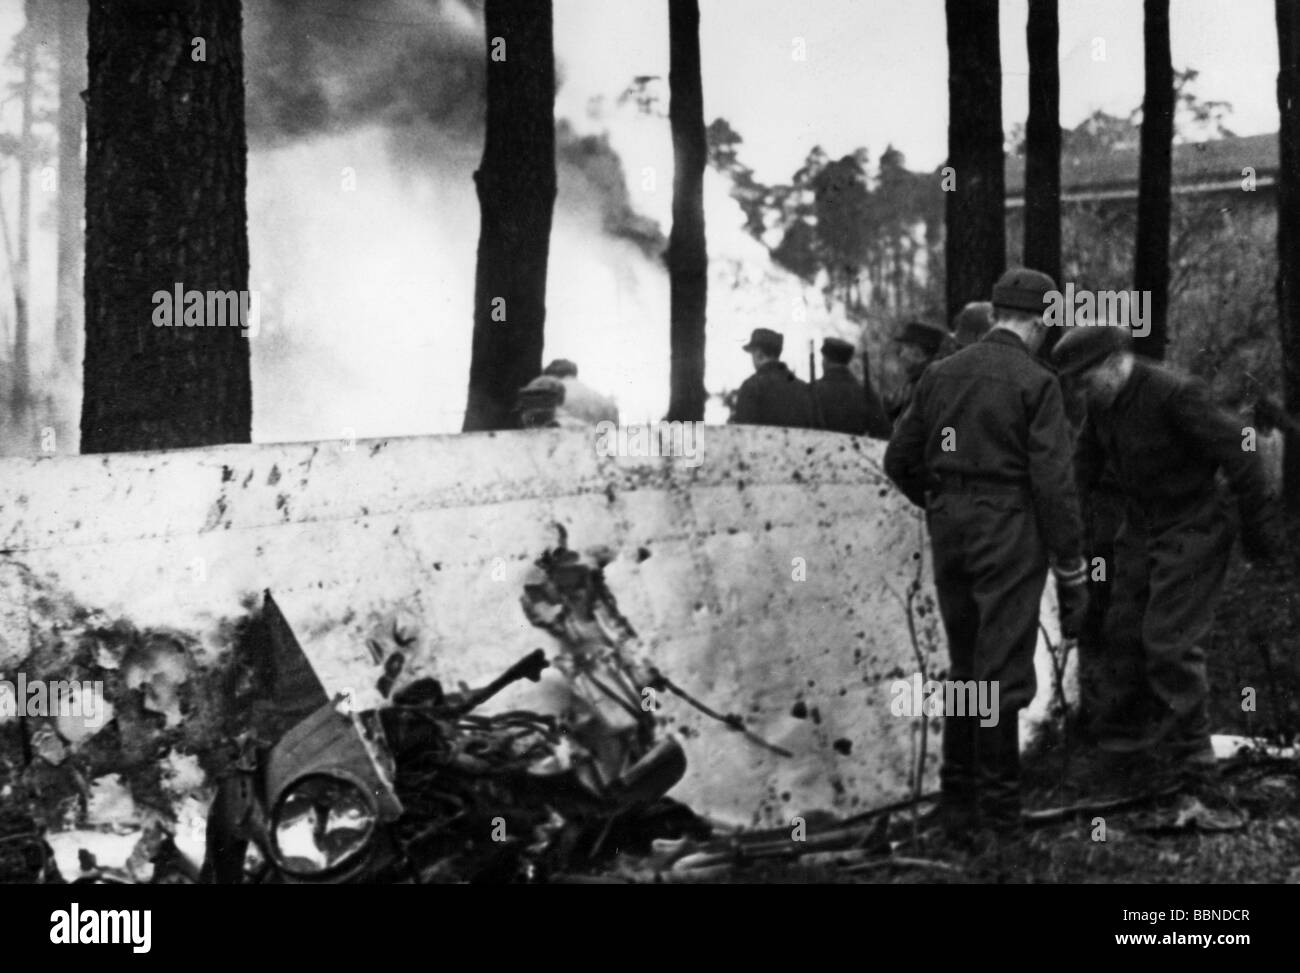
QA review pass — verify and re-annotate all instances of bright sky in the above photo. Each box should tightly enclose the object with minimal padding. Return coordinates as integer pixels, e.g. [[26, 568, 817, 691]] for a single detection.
[[556, 0, 1282, 180]]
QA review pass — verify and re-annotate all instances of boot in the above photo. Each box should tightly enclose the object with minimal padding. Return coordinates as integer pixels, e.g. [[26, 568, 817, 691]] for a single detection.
[[975, 714, 1022, 839], [930, 714, 978, 840]]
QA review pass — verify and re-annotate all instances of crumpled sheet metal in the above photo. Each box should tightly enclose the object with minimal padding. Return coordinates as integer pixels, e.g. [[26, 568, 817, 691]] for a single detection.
[[0, 427, 1067, 836]]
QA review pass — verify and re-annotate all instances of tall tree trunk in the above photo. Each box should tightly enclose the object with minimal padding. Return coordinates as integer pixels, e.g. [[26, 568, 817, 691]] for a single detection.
[[666, 0, 707, 422], [462, 0, 556, 432], [1278, 0, 1300, 510], [945, 0, 1005, 328], [1134, 0, 1174, 360], [57, 0, 87, 371], [82, 0, 251, 453], [12, 1, 36, 407], [1024, 0, 1061, 352]]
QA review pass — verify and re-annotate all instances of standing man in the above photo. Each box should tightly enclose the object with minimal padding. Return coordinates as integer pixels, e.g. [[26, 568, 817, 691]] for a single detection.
[[811, 337, 891, 438], [541, 359, 620, 425], [885, 319, 952, 424], [1051, 328, 1285, 784], [729, 328, 821, 429], [884, 268, 1088, 842]]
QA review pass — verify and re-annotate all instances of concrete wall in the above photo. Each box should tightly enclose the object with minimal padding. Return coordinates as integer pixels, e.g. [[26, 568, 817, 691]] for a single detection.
[[0, 427, 1066, 876]]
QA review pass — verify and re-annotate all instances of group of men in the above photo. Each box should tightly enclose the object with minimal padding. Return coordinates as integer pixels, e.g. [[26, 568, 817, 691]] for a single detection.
[[729, 302, 996, 437], [729, 269, 1286, 848], [880, 267, 1286, 848]]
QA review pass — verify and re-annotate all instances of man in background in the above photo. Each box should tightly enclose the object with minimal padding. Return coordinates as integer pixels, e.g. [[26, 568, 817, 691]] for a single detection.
[[542, 359, 619, 425], [953, 301, 994, 350], [811, 337, 890, 437], [885, 319, 951, 424], [729, 328, 821, 429]]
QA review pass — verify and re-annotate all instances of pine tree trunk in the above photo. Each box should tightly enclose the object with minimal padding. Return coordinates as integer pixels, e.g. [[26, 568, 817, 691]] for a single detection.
[[945, 0, 1005, 328], [13, 1, 36, 407], [462, 0, 556, 432], [1024, 0, 1061, 297], [1278, 0, 1300, 509], [1134, 0, 1174, 361], [57, 0, 86, 371], [666, 0, 708, 422], [82, 0, 251, 453]]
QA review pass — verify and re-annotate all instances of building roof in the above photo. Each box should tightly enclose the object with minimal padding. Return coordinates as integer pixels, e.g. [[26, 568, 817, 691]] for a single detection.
[[1005, 131, 1278, 205]]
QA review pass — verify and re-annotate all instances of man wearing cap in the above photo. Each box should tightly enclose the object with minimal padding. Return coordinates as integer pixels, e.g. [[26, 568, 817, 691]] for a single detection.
[[884, 268, 1088, 843], [811, 337, 891, 438], [542, 359, 620, 425], [1052, 326, 1285, 783], [729, 328, 822, 429], [515, 376, 591, 430], [953, 301, 994, 350], [885, 320, 953, 424]]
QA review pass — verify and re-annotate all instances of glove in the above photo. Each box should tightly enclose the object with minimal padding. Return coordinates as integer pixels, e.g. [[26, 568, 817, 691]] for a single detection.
[[1052, 557, 1089, 640]]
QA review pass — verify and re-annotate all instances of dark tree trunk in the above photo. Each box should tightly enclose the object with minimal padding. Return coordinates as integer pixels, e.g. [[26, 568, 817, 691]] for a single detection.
[[1278, 0, 1300, 509], [462, 0, 556, 432], [57, 0, 87, 371], [1024, 0, 1061, 329], [1134, 0, 1174, 361], [944, 0, 1005, 328], [666, 0, 708, 422], [82, 0, 251, 453]]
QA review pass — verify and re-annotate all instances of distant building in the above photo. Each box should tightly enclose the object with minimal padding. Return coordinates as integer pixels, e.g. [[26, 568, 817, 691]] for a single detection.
[[1005, 132, 1278, 208]]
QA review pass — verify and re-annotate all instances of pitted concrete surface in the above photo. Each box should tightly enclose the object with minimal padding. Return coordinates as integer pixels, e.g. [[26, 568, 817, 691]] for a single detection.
[[0, 426, 1066, 846]]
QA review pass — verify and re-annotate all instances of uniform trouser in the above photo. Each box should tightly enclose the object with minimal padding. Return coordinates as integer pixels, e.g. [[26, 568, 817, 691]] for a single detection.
[[1096, 494, 1235, 742], [1078, 490, 1126, 730], [927, 493, 1047, 823]]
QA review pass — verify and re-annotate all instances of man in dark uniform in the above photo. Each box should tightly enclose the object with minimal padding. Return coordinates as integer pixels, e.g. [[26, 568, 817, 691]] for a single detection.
[[884, 268, 1088, 840], [885, 319, 952, 424], [811, 337, 891, 437], [729, 328, 822, 428], [1052, 327, 1285, 783]]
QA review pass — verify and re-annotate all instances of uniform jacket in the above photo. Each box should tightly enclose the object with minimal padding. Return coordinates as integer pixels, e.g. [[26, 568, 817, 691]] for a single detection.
[[730, 360, 822, 429], [812, 364, 891, 438], [883, 328, 1084, 563], [1074, 359, 1274, 531]]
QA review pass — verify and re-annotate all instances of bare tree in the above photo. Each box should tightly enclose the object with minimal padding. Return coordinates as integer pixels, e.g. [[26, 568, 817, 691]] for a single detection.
[[944, 0, 1004, 327], [57, 0, 86, 370], [82, 0, 251, 452], [666, 0, 707, 422], [1024, 0, 1061, 347], [1134, 0, 1174, 360], [9, 0, 38, 406], [1278, 0, 1300, 508], [462, 0, 557, 432]]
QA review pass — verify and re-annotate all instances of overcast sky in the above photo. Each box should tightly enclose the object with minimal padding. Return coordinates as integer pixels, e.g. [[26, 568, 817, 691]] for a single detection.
[[556, 0, 1282, 180]]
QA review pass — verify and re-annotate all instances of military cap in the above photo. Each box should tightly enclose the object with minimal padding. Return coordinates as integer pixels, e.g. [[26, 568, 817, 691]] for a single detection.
[[1050, 326, 1130, 378], [895, 320, 948, 356], [542, 358, 579, 378], [991, 267, 1058, 314], [743, 328, 784, 356], [953, 301, 994, 347], [820, 337, 856, 364]]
